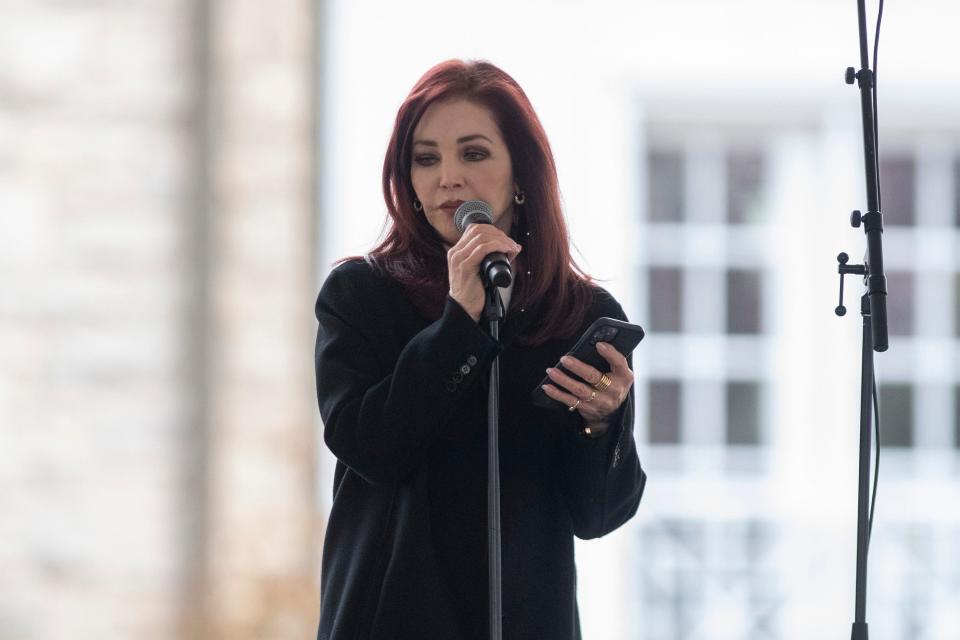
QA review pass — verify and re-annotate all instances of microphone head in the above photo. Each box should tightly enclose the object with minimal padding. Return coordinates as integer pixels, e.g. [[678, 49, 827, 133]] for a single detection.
[[453, 200, 493, 233]]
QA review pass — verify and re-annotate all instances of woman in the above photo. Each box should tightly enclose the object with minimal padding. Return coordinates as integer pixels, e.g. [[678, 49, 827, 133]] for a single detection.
[[314, 59, 646, 640]]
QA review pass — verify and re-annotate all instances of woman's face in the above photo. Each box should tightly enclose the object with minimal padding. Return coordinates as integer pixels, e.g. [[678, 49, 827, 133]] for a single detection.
[[410, 98, 516, 245]]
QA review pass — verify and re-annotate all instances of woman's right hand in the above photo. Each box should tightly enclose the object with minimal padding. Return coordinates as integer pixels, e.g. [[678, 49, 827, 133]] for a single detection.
[[447, 224, 522, 321]]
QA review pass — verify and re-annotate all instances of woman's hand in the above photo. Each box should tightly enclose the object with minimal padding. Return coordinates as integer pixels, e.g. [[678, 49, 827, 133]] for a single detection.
[[447, 224, 522, 321], [541, 342, 634, 435]]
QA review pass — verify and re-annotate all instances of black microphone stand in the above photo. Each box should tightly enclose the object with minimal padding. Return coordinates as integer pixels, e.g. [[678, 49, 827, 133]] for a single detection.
[[834, 2, 889, 639], [483, 283, 504, 640]]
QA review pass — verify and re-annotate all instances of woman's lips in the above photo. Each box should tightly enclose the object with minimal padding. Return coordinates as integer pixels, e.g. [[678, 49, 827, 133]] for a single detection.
[[439, 200, 464, 212]]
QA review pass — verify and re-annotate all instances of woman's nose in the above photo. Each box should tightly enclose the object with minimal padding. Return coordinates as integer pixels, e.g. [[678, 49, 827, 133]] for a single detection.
[[439, 160, 464, 189]]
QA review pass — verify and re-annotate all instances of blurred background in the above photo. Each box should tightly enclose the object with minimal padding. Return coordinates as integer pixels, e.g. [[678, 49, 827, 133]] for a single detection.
[[2, 0, 959, 639]]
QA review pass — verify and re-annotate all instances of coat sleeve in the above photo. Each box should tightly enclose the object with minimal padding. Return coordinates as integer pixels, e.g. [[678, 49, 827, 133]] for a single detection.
[[556, 299, 647, 540], [315, 264, 500, 484]]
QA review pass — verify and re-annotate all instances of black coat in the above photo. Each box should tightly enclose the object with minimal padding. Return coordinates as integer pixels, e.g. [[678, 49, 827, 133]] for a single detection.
[[314, 259, 646, 640]]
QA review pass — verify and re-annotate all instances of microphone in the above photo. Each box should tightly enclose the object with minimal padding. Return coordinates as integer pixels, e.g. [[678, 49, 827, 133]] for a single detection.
[[453, 200, 513, 288]]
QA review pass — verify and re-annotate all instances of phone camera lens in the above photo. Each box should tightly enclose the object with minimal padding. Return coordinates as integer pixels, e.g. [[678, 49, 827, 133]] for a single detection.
[[590, 326, 619, 345]]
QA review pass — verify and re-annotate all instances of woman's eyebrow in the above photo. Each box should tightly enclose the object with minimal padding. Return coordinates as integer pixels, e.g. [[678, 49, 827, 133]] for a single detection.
[[413, 134, 494, 147], [456, 134, 493, 144]]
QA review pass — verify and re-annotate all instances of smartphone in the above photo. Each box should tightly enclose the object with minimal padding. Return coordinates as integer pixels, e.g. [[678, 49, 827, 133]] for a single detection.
[[530, 317, 645, 412]]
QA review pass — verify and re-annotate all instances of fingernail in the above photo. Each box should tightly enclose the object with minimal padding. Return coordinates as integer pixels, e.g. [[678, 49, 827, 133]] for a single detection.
[[560, 355, 572, 364]]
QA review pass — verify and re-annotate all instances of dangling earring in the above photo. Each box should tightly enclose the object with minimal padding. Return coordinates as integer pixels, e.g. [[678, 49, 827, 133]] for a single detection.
[[413, 198, 423, 212], [514, 191, 526, 205]]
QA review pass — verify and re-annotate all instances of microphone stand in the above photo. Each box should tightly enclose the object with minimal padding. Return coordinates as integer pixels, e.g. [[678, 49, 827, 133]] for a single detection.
[[835, 2, 889, 639], [483, 283, 504, 640]]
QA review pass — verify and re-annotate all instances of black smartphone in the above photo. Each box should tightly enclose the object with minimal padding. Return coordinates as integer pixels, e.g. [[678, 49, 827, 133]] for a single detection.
[[530, 317, 645, 412]]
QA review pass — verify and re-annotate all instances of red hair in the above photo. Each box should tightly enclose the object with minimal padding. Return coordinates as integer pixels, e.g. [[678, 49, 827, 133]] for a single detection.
[[355, 59, 594, 345]]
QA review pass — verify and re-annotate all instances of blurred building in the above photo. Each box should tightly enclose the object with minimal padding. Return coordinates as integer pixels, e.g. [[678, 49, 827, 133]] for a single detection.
[[631, 103, 960, 639]]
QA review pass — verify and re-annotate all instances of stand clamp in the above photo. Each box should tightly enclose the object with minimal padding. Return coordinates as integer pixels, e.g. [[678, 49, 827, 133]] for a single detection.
[[835, 251, 867, 317]]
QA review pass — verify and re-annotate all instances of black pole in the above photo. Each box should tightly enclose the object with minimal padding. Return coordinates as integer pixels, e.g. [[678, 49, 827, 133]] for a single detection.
[[852, 294, 874, 640], [851, 0, 889, 352], [483, 284, 504, 640], [837, 2, 891, 638]]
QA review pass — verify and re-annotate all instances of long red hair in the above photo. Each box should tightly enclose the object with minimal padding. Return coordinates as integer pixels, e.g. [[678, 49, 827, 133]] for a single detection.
[[356, 59, 594, 345]]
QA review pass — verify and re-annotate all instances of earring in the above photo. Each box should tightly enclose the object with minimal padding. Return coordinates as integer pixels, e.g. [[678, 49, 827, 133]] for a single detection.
[[413, 198, 423, 212], [514, 191, 526, 205]]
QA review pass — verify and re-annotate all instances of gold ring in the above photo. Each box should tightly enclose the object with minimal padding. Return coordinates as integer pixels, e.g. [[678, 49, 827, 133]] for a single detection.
[[568, 399, 581, 412], [587, 390, 597, 402], [593, 374, 612, 393]]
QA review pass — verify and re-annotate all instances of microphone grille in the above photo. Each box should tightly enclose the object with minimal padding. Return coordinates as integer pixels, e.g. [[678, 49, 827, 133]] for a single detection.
[[453, 200, 494, 232]]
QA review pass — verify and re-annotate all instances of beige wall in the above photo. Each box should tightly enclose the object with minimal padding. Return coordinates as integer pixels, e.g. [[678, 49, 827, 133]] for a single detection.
[[0, 2, 321, 638]]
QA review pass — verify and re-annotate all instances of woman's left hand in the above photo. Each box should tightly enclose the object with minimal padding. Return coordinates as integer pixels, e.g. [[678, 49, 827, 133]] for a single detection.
[[541, 342, 634, 429]]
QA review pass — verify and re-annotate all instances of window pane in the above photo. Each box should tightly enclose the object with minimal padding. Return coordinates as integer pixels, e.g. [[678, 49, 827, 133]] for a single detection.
[[886, 271, 914, 337], [954, 155, 960, 227], [727, 151, 765, 224], [879, 384, 913, 447], [638, 519, 780, 638], [955, 273, 960, 338], [955, 385, 960, 450], [649, 380, 681, 444], [641, 520, 704, 638], [727, 382, 760, 445], [879, 156, 916, 226], [649, 150, 684, 222], [649, 267, 682, 332], [726, 269, 762, 334]]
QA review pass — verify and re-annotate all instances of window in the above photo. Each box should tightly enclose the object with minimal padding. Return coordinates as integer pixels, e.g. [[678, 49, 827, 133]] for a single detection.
[[955, 385, 960, 450], [727, 269, 763, 335], [649, 380, 681, 444], [727, 382, 761, 445], [640, 520, 704, 639], [649, 267, 683, 333], [954, 155, 960, 227], [879, 384, 913, 447], [879, 156, 916, 226], [727, 151, 765, 224], [638, 519, 781, 640], [886, 271, 915, 337], [649, 150, 684, 222], [955, 273, 960, 338]]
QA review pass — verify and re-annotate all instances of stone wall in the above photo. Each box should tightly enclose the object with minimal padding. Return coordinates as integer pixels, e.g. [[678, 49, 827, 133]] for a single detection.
[[0, 2, 320, 638], [199, 0, 320, 637]]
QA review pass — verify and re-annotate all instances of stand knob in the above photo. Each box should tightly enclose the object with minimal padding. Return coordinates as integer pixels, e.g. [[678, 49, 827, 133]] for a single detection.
[[851, 210, 862, 228], [845, 67, 857, 85]]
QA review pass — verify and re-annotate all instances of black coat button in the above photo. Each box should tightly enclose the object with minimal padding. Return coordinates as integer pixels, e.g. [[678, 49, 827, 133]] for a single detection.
[[452, 372, 463, 382], [460, 364, 471, 375], [446, 381, 457, 392], [467, 355, 478, 366]]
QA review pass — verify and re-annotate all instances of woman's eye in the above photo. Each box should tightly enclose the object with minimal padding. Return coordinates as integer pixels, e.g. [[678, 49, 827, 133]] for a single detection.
[[413, 155, 438, 166], [464, 149, 488, 161]]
